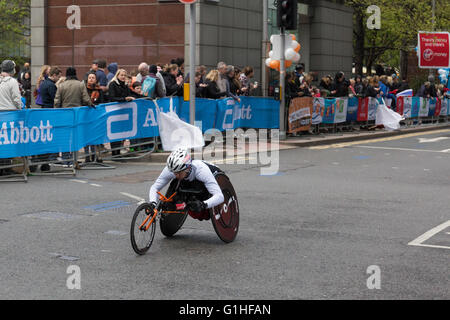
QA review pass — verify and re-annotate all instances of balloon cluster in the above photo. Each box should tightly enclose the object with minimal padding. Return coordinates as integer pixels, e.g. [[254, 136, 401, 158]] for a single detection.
[[266, 34, 301, 71], [438, 68, 449, 84]]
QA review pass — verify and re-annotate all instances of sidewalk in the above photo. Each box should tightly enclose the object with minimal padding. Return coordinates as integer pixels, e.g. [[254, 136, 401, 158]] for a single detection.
[[127, 122, 450, 163]]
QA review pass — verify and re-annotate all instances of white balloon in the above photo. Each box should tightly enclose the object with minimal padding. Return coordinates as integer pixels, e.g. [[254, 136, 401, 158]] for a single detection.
[[285, 48, 296, 61], [292, 52, 301, 63], [265, 58, 272, 67], [291, 40, 299, 50], [269, 50, 274, 58]]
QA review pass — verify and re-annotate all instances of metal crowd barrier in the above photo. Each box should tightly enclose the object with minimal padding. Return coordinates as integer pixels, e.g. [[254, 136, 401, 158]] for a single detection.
[[0, 157, 28, 182]]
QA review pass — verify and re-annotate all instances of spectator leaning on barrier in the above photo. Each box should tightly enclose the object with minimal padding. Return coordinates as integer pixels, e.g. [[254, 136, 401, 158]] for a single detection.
[[330, 71, 350, 97], [54, 67, 92, 108], [365, 76, 380, 98], [40, 66, 62, 108], [108, 68, 135, 157], [203, 69, 227, 100], [319, 75, 333, 97]]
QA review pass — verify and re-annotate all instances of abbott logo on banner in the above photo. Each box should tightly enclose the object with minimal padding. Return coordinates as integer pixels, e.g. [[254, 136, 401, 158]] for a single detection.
[[222, 101, 253, 130], [106, 103, 138, 141]]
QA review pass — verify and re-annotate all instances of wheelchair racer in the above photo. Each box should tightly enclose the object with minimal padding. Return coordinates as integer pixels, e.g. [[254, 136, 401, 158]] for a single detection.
[[148, 148, 224, 214]]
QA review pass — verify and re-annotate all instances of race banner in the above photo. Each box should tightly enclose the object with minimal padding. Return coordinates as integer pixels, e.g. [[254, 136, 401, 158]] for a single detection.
[[334, 98, 348, 123], [357, 97, 369, 121], [312, 97, 325, 125], [346, 97, 359, 122], [368, 97, 379, 121], [322, 99, 336, 124], [288, 97, 312, 132]]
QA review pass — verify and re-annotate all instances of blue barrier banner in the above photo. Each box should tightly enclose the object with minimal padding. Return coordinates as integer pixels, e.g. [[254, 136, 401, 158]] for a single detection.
[[215, 97, 279, 131], [178, 97, 218, 132], [0, 108, 77, 158], [346, 97, 359, 122]]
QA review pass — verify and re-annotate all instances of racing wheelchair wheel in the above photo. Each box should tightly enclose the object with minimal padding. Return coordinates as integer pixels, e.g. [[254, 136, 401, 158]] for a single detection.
[[210, 173, 239, 243], [130, 202, 157, 255]]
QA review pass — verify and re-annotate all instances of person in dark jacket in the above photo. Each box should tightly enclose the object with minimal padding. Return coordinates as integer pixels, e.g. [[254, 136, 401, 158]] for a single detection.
[[330, 71, 349, 97], [161, 64, 184, 96], [40, 67, 62, 108], [203, 70, 227, 99], [108, 69, 135, 157], [365, 76, 381, 98]]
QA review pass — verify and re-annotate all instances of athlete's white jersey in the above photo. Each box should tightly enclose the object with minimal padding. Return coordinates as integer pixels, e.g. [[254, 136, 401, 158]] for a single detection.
[[149, 160, 224, 209]]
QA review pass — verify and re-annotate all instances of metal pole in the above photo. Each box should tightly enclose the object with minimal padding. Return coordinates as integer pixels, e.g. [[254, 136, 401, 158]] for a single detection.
[[189, 3, 196, 125], [429, 0, 436, 76], [262, 0, 268, 97], [279, 29, 286, 140]]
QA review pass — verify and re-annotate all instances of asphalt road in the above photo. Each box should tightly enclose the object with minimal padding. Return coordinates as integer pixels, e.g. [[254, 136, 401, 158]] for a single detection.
[[0, 129, 449, 300]]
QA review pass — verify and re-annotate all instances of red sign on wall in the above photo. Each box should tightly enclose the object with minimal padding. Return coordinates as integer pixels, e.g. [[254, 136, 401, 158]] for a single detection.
[[179, 0, 197, 3], [418, 32, 450, 68]]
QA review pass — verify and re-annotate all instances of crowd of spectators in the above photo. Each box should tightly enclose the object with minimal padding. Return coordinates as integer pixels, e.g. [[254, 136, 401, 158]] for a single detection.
[[285, 63, 449, 110], [0, 57, 260, 173]]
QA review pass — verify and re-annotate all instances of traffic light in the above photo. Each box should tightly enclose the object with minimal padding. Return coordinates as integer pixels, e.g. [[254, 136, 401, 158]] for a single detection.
[[277, 0, 298, 30]]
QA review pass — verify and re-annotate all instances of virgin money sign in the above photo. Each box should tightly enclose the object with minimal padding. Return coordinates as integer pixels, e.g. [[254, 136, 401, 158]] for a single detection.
[[418, 32, 450, 68]]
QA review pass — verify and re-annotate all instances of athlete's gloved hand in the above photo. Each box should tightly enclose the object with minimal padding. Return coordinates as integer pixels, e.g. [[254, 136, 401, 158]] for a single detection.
[[187, 200, 207, 212], [145, 201, 157, 215]]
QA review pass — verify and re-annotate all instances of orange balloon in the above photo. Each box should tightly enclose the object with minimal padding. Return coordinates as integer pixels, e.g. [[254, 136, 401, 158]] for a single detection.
[[295, 43, 301, 52], [291, 34, 296, 41], [285, 60, 292, 68], [269, 60, 280, 70]]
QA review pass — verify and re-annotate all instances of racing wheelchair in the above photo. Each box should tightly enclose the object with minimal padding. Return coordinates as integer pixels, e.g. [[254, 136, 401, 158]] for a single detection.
[[130, 170, 239, 255]]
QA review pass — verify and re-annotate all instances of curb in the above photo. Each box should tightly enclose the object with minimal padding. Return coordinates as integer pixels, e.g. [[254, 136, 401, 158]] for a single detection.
[[279, 123, 450, 148]]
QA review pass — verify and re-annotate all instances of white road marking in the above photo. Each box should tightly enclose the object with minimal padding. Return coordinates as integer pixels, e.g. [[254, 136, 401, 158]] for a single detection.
[[408, 220, 450, 250], [121, 192, 145, 203], [418, 137, 450, 143], [71, 179, 87, 183], [90, 184, 102, 187], [356, 146, 450, 153]]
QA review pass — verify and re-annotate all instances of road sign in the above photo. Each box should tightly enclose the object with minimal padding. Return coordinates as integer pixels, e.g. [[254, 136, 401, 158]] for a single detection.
[[418, 32, 450, 69]]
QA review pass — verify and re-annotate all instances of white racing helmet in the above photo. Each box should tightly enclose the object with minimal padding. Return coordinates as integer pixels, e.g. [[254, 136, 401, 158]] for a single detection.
[[166, 148, 192, 173]]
